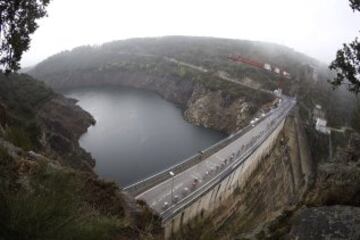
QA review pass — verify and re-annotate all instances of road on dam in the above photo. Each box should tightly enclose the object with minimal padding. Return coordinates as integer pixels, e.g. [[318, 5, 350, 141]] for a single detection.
[[135, 95, 296, 215]]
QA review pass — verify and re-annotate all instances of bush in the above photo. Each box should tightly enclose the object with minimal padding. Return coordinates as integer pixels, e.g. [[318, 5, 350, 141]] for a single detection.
[[4, 127, 33, 151], [0, 146, 17, 189], [0, 164, 124, 240]]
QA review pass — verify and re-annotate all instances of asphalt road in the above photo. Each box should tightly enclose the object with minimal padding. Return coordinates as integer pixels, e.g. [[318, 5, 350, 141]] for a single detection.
[[136, 96, 295, 214]]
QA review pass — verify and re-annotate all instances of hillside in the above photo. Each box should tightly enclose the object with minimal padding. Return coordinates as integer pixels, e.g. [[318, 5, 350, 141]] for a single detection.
[[0, 36, 359, 239], [0, 74, 162, 240], [30, 36, 358, 158], [31, 36, 318, 92], [0, 74, 96, 170]]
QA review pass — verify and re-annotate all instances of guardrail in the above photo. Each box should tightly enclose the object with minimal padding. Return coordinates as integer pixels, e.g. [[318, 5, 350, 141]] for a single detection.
[[160, 100, 295, 221], [124, 101, 287, 196], [124, 123, 256, 196]]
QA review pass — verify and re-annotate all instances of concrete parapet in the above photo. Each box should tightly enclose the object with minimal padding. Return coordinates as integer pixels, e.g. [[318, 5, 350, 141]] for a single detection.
[[163, 118, 286, 239]]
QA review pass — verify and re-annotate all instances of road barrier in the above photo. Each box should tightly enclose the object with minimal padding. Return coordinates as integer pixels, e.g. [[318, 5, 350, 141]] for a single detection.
[[161, 100, 294, 221], [124, 122, 257, 196]]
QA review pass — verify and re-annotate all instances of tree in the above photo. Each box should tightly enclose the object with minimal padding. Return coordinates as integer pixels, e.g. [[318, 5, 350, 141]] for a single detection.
[[352, 99, 360, 132], [329, 0, 360, 94], [350, 0, 360, 11], [0, 0, 51, 74]]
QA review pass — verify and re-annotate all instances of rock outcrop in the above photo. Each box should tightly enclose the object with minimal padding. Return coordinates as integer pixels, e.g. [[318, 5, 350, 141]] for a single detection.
[[37, 95, 96, 170], [0, 74, 96, 171], [305, 132, 360, 206], [184, 84, 257, 133], [31, 66, 273, 134], [285, 206, 360, 240], [0, 74, 163, 240]]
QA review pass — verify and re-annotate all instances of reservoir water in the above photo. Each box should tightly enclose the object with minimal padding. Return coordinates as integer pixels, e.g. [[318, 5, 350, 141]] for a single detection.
[[65, 86, 226, 186]]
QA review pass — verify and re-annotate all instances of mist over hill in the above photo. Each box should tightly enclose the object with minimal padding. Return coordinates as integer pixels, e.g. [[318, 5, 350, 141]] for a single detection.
[[30, 36, 356, 129], [31, 36, 321, 83], [2, 36, 359, 240]]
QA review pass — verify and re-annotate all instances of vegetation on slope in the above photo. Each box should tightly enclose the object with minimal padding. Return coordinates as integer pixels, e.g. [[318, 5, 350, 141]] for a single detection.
[[31, 36, 316, 92], [0, 143, 163, 240], [30, 36, 359, 160], [0, 74, 162, 239], [30, 37, 353, 116], [0, 158, 123, 240], [31, 51, 273, 106], [31, 37, 316, 75], [0, 36, 357, 239], [0, 74, 54, 150]]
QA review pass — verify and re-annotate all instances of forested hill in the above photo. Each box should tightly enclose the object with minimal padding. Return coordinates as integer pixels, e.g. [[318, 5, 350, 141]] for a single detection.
[[31, 36, 321, 81], [30, 36, 353, 125]]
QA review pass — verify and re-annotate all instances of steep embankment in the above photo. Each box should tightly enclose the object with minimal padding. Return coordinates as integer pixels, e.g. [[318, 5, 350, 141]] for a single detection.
[[29, 36, 358, 135], [2, 36, 359, 239], [0, 74, 95, 170], [175, 110, 313, 239], [27, 36, 360, 239], [0, 73, 163, 240], [177, 110, 360, 240], [30, 36, 359, 131]]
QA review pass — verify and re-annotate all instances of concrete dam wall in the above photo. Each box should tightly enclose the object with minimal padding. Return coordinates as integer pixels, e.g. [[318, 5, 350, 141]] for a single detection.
[[164, 118, 286, 238]]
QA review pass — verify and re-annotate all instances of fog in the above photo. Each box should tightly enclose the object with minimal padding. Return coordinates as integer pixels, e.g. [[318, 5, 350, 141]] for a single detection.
[[21, 0, 360, 67]]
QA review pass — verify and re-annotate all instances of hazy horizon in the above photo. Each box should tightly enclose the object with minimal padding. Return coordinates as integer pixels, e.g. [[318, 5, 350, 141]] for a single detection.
[[21, 0, 360, 68]]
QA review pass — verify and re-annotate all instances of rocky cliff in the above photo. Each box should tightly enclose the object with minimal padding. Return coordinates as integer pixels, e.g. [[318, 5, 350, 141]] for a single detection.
[[0, 133, 163, 240], [0, 74, 95, 171], [1, 58, 358, 240], [31, 59, 274, 134], [184, 84, 257, 133], [305, 132, 360, 206], [37, 95, 96, 170]]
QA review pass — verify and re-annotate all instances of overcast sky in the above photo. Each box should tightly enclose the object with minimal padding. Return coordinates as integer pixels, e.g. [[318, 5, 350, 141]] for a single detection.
[[21, 0, 360, 67]]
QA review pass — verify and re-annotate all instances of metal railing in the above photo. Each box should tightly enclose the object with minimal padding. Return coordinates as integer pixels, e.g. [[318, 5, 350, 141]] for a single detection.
[[123, 114, 268, 196], [160, 100, 295, 221]]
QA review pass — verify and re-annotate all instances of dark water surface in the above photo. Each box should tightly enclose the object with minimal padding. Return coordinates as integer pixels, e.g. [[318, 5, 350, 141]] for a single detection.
[[65, 87, 226, 186]]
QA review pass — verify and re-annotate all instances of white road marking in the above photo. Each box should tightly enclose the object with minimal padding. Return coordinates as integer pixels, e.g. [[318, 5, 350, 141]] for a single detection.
[[134, 99, 295, 214]]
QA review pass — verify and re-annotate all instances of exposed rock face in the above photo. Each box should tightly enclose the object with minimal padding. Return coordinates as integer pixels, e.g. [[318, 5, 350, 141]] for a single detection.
[[184, 84, 256, 133], [237, 205, 360, 240], [37, 95, 96, 170], [286, 206, 360, 240], [305, 162, 360, 206], [338, 132, 360, 164], [0, 136, 126, 218], [305, 133, 360, 206], [32, 69, 268, 134], [32, 69, 195, 107], [39, 96, 95, 140], [0, 74, 96, 172]]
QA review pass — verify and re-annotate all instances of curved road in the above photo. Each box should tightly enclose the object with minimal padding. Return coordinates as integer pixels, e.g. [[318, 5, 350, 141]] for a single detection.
[[136, 96, 296, 215]]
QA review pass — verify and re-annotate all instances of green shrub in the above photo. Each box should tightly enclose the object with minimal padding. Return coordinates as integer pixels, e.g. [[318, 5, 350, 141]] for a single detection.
[[0, 146, 17, 190], [4, 127, 32, 151], [0, 165, 124, 240]]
